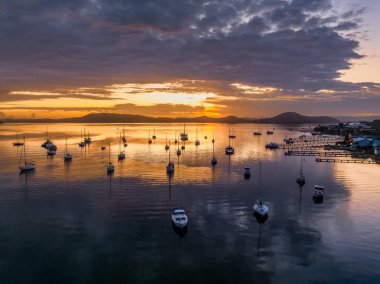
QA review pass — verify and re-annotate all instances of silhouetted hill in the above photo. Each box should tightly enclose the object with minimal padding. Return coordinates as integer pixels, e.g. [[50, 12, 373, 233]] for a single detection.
[[261, 112, 339, 124], [2, 112, 339, 124]]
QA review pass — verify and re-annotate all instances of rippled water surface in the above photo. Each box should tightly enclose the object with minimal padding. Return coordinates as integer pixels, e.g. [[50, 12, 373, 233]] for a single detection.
[[0, 123, 379, 283]]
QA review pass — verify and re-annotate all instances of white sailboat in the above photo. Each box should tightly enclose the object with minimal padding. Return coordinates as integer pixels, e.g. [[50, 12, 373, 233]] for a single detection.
[[19, 137, 35, 172], [64, 138, 72, 161], [107, 142, 114, 172], [118, 133, 125, 160], [167, 141, 175, 173]]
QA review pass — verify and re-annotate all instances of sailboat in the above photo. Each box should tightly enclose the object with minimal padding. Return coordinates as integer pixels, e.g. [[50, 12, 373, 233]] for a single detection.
[[254, 119, 262, 135], [122, 127, 127, 143], [101, 138, 106, 150], [64, 138, 72, 161], [174, 130, 178, 144], [195, 128, 200, 146], [148, 130, 153, 144], [228, 127, 236, 139], [19, 137, 35, 172], [152, 127, 157, 139], [107, 142, 114, 172], [167, 141, 175, 173], [118, 133, 125, 160], [211, 133, 217, 165], [225, 134, 234, 155], [296, 158, 305, 185], [176, 135, 182, 156], [165, 134, 170, 150], [84, 129, 91, 144], [13, 133, 24, 146], [41, 126, 53, 148], [78, 129, 85, 147], [180, 124, 188, 141]]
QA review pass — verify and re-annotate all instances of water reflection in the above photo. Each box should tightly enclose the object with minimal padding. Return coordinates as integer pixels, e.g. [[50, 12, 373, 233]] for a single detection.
[[0, 123, 380, 282]]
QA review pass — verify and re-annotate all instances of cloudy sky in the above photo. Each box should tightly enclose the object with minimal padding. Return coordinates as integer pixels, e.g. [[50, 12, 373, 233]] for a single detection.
[[0, 0, 379, 119]]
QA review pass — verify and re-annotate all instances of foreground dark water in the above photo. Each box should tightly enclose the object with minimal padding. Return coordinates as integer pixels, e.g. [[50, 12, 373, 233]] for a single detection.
[[0, 123, 379, 283]]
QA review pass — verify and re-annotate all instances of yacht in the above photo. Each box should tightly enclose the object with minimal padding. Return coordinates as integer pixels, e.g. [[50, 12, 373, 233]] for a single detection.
[[253, 200, 269, 218], [84, 129, 91, 144], [171, 208, 188, 229], [176, 135, 181, 156], [244, 167, 251, 179], [78, 129, 85, 147], [265, 142, 279, 149], [19, 137, 35, 172]]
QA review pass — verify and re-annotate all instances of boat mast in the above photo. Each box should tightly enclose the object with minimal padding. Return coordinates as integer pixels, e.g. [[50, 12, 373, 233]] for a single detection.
[[109, 142, 111, 163]]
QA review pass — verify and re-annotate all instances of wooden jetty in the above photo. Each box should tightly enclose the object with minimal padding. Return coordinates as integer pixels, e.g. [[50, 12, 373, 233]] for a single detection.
[[315, 158, 378, 164], [286, 151, 350, 157]]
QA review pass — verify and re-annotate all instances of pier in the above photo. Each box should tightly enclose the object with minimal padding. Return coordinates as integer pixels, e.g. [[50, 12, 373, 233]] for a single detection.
[[315, 158, 378, 164], [286, 151, 351, 157]]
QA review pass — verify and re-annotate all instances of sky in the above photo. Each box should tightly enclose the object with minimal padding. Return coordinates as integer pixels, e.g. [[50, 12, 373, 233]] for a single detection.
[[0, 0, 379, 119]]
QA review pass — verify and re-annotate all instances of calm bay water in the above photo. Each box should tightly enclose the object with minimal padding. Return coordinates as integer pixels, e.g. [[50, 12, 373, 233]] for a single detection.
[[0, 123, 379, 283]]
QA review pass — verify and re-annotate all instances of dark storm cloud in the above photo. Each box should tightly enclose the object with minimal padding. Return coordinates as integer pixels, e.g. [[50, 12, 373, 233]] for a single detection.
[[0, 0, 374, 96]]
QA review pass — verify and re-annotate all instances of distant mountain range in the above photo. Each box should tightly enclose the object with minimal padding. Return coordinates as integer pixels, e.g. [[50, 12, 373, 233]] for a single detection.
[[1, 112, 339, 124]]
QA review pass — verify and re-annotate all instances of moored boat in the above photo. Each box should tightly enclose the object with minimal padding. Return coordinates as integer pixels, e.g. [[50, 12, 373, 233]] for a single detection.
[[171, 208, 188, 229]]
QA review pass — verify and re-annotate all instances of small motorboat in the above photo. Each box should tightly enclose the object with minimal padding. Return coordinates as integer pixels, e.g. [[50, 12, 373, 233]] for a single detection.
[[79, 141, 85, 147], [181, 145, 185, 150], [204, 136, 207, 139], [296, 174, 305, 185], [313, 185, 324, 201], [244, 167, 251, 179], [165, 144, 170, 150], [253, 200, 269, 218], [253, 131, 262, 136], [177, 149, 181, 156], [225, 145, 234, 155], [172, 208, 188, 229], [124, 143, 128, 148], [101, 146, 106, 150], [267, 130, 274, 135], [195, 139, 200, 146], [265, 142, 279, 149], [47, 148, 56, 156]]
